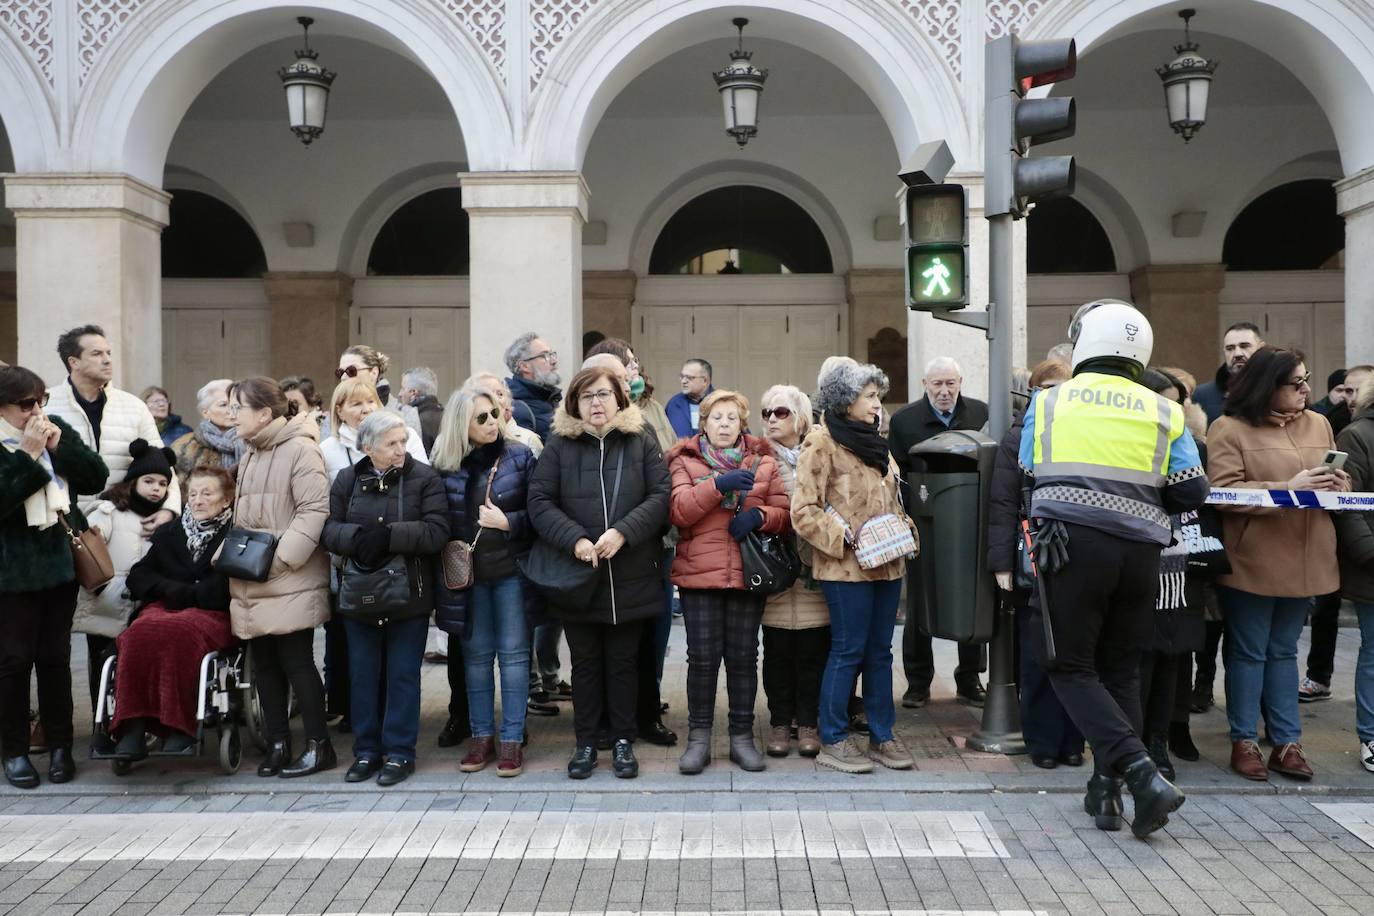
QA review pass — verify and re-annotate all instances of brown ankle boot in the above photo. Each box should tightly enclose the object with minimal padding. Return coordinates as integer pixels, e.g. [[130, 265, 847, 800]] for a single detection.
[[497, 741, 523, 777], [459, 736, 496, 772], [1230, 739, 1268, 781], [766, 725, 790, 758], [797, 726, 822, 758]]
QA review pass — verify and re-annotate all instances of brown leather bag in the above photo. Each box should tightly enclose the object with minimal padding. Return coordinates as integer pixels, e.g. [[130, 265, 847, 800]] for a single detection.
[[441, 455, 499, 591], [58, 511, 115, 592]]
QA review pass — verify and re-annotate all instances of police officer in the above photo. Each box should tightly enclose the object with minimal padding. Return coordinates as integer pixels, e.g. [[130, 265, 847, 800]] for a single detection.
[[1019, 300, 1209, 840]]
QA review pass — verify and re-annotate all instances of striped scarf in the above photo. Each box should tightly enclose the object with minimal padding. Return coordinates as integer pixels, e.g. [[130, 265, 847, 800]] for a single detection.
[[1156, 517, 1189, 611]]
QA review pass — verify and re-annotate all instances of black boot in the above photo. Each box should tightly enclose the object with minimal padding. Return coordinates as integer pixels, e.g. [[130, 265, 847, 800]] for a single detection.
[[1148, 734, 1176, 781], [48, 748, 75, 784], [638, 719, 677, 747], [1169, 720, 1200, 762], [3, 756, 39, 789], [257, 738, 292, 777], [1083, 760, 1123, 832], [114, 722, 149, 762], [280, 737, 337, 778], [437, 716, 468, 748], [1121, 752, 1185, 839]]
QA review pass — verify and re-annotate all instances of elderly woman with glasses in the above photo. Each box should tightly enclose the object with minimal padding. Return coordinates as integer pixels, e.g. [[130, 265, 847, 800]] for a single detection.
[[141, 387, 192, 448], [170, 379, 242, 484], [1209, 347, 1346, 783], [0, 366, 108, 788]]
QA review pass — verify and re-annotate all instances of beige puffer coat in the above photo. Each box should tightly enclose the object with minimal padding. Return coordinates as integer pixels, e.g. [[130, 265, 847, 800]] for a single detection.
[[71, 501, 151, 638], [762, 440, 830, 630], [224, 413, 330, 639], [791, 420, 917, 583]]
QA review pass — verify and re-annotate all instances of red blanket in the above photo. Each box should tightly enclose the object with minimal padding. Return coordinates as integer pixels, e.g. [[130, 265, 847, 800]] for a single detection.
[[112, 603, 235, 737]]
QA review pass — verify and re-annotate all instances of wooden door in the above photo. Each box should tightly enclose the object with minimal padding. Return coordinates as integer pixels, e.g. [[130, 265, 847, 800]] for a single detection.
[[691, 307, 739, 392], [736, 307, 787, 407], [788, 305, 842, 394], [161, 310, 225, 417], [408, 308, 469, 398]]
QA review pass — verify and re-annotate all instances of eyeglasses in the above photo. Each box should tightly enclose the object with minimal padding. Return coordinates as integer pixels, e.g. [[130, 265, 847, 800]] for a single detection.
[[334, 365, 362, 380], [1281, 375, 1311, 389], [473, 410, 498, 425], [680, 374, 706, 382], [12, 394, 48, 411], [761, 407, 792, 420], [578, 389, 616, 404], [521, 350, 556, 364]]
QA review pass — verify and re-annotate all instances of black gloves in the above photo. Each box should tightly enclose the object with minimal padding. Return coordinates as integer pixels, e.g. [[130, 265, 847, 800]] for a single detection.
[[728, 508, 764, 541], [714, 468, 756, 494], [354, 525, 393, 569], [1031, 518, 1070, 574]]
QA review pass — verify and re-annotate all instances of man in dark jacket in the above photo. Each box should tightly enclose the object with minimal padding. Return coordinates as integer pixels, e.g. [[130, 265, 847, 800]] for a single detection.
[[1193, 321, 1264, 425], [888, 356, 989, 708], [504, 333, 562, 444], [400, 367, 444, 454]]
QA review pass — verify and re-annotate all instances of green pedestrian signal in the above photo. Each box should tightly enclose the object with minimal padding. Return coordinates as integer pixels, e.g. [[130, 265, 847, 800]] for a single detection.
[[903, 183, 968, 311]]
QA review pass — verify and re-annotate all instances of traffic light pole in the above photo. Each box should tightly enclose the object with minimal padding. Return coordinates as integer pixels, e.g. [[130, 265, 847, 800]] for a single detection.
[[966, 210, 1025, 755]]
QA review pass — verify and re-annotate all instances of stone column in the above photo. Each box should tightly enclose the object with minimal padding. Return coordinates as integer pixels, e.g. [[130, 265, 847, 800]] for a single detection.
[[583, 270, 636, 348], [905, 174, 1026, 404], [1338, 167, 1374, 366], [1128, 263, 1225, 382], [5, 174, 169, 390], [461, 172, 588, 379], [263, 272, 354, 387]]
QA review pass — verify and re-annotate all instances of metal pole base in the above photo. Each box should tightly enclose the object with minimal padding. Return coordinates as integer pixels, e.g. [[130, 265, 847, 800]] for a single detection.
[[966, 683, 1025, 755]]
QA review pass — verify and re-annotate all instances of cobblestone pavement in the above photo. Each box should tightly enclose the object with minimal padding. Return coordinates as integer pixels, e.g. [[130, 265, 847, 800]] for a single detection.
[[3, 622, 1371, 913]]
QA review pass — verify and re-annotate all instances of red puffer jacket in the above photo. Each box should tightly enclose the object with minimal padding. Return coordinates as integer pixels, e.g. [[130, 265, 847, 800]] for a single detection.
[[668, 434, 791, 590]]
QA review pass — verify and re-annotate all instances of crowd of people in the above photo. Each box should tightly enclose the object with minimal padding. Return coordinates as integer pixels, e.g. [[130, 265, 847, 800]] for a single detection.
[[1, 312, 1371, 821]]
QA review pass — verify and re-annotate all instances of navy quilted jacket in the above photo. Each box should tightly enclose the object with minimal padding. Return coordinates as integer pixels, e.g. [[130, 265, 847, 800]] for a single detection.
[[434, 439, 540, 635]]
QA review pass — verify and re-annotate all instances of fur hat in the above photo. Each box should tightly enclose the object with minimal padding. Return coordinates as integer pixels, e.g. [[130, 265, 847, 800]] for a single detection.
[[814, 361, 890, 416], [124, 438, 175, 483]]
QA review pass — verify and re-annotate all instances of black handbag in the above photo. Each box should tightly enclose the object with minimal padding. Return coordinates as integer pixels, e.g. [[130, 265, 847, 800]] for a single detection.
[[733, 459, 799, 595], [337, 556, 414, 622], [214, 528, 277, 582]]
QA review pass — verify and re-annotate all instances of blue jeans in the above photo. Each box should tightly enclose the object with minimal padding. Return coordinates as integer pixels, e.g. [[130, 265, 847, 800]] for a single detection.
[[818, 578, 902, 745], [1356, 602, 1374, 743], [462, 575, 530, 743], [1217, 586, 1309, 745], [342, 613, 428, 763]]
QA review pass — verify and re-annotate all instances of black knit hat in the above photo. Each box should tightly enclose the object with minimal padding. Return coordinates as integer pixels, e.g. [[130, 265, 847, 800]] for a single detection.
[[124, 438, 175, 483], [1328, 368, 1347, 392]]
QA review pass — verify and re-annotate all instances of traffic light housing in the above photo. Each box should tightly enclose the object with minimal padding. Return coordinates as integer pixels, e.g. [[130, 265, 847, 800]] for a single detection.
[[904, 183, 968, 311], [985, 35, 1077, 218]]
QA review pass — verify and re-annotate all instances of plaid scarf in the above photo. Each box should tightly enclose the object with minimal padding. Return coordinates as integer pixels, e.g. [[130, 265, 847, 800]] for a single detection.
[[698, 435, 747, 509]]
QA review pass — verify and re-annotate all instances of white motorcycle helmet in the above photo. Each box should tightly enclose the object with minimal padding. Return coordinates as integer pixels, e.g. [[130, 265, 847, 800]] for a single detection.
[[1067, 299, 1153, 371]]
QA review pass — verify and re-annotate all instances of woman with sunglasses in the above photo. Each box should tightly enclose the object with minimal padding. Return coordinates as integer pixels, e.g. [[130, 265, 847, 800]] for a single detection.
[[1209, 347, 1347, 782], [0, 367, 108, 788], [758, 385, 830, 759], [432, 388, 540, 777], [335, 345, 421, 436]]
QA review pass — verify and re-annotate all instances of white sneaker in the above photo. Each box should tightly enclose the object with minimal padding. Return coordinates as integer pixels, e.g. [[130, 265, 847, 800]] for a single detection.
[[1298, 677, 1332, 702], [1361, 740, 1374, 774]]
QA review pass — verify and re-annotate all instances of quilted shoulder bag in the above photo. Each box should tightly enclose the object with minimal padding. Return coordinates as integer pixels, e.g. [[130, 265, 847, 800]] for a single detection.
[[442, 455, 500, 591], [829, 470, 917, 570]]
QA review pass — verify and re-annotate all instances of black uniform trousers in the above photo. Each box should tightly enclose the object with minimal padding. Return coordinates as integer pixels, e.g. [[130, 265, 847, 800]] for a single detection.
[[1031, 522, 1160, 773]]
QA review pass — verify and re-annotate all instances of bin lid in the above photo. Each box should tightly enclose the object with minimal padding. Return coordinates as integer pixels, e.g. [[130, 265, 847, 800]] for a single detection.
[[909, 428, 997, 457]]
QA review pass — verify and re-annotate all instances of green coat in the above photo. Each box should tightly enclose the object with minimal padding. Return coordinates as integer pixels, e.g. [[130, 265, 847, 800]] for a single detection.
[[0, 415, 109, 594]]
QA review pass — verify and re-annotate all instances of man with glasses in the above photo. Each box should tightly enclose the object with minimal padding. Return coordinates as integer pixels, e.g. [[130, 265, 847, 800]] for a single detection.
[[504, 332, 562, 445], [665, 359, 714, 438], [45, 325, 180, 527]]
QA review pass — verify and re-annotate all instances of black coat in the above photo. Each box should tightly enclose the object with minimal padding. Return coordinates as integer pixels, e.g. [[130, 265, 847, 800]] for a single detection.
[[1337, 408, 1374, 604], [321, 455, 450, 621], [987, 408, 1031, 606], [527, 404, 671, 625], [126, 519, 231, 612], [412, 395, 444, 454], [507, 376, 562, 444], [888, 394, 989, 475], [433, 439, 541, 635]]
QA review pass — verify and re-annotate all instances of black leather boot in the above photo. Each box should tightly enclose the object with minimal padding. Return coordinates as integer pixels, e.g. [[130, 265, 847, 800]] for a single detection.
[[257, 738, 291, 777], [3, 756, 38, 789], [1148, 734, 1176, 781], [280, 737, 337, 778], [1121, 752, 1185, 839], [1169, 720, 1200, 762], [1083, 759, 1124, 832], [48, 747, 75, 784], [436, 716, 468, 748], [638, 719, 677, 747]]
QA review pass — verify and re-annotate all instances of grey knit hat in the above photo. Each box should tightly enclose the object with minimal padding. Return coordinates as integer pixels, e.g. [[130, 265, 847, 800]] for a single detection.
[[814, 361, 889, 415]]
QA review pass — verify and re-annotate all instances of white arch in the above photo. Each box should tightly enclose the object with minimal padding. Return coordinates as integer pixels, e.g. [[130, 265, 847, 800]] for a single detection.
[[629, 161, 853, 277], [72, 0, 512, 187], [1227, 154, 1344, 230], [0, 28, 59, 170], [525, 0, 967, 171], [342, 162, 467, 275], [1030, 0, 1374, 173], [1070, 166, 1150, 272], [163, 164, 264, 240]]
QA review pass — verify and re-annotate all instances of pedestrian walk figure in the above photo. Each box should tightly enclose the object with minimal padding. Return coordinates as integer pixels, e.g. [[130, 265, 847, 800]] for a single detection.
[[921, 257, 952, 298]]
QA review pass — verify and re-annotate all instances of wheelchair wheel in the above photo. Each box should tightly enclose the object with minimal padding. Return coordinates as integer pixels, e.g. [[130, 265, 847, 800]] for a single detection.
[[218, 724, 241, 775], [111, 759, 132, 776]]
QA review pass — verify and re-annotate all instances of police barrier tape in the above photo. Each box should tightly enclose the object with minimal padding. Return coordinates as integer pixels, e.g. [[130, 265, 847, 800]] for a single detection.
[[1206, 487, 1374, 510]]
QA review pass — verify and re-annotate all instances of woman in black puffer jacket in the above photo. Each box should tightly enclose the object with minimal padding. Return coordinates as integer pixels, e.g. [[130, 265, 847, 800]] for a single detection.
[[432, 387, 540, 778], [527, 367, 671, 780], [321, 411, 448, 787]]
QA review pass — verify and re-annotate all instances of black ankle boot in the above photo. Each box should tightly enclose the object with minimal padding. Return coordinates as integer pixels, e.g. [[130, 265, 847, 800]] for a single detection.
[[115, 726, 148, 762], [1148, 734, 1176, 781], [257, 738, 291, 777], [3, 756, 38, 790], [48, 747, 75, 784], [280, 738, 337, 778], [1169, 721, 1200, 762], [1083, 761, 1123, 831], [1121, 752, 1185, 839]]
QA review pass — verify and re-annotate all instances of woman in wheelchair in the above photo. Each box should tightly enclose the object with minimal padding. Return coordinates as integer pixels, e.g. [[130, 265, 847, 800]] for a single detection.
[[113, 466, 236, 759]]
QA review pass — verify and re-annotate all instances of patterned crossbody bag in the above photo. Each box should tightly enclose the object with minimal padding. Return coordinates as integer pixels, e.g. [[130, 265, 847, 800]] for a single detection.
[[826, 467, 917, 569]]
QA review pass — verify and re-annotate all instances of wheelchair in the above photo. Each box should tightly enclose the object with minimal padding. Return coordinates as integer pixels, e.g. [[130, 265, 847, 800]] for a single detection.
[[91, 644, 272, 776]]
